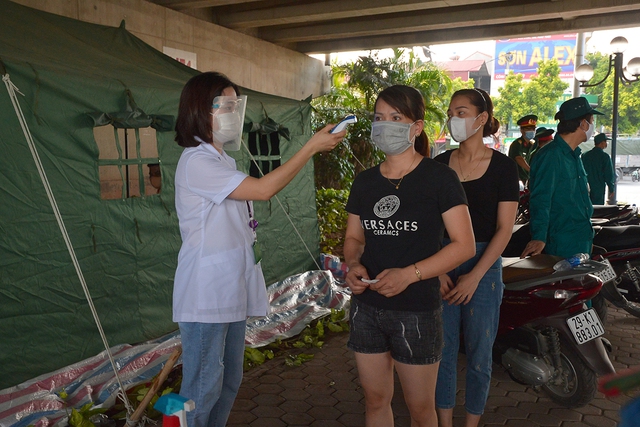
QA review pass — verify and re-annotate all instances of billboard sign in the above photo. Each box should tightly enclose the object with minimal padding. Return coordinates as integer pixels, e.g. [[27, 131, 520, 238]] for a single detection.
[[494, 34, 577, 80]]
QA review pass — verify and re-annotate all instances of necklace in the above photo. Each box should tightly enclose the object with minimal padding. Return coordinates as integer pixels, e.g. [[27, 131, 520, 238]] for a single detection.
[[385, 155, 419, 189], [457, 148, 487, 182]]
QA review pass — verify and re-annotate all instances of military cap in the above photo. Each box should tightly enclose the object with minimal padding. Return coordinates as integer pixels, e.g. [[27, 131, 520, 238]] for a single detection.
[[535, 127, 554, 139], [594, 133, 610, 145], [517, 115, 538, 127], [555, 97, 604, 121]]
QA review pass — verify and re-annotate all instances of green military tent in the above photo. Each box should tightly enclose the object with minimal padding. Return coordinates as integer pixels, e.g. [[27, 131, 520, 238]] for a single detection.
[[0, 0, 321, 390]]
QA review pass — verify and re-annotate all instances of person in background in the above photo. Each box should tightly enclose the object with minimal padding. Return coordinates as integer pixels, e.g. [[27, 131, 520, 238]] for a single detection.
[[582, 133, 615, 205], [482, 133, 500, 151], [173, 71, 344, 427], [508, 114, 537, 185], [528, 127, 554, 164], [434, 88, 519, 427], [344, 85, 475, 427], [148, 163, 161, 193], [534, 127, 554, 150], [521, 97, 603, 258]]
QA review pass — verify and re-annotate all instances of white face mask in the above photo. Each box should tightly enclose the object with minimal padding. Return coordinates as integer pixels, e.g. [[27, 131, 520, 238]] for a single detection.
[[211, 95, 247, 151], [213, 112, 242, 143], [370, 121, 416, 155], [447, 114, 482, 143], [584, 120, 595, 141]]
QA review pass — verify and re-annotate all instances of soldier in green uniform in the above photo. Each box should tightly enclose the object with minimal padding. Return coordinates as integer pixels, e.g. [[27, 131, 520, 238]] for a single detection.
[[582, 133, 615, 205], [508, 114, 538, 185], [521, 97, 602, 258]]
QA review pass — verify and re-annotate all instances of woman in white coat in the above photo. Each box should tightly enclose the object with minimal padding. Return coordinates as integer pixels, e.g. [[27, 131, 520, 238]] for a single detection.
[[173, 71, 345, 427]]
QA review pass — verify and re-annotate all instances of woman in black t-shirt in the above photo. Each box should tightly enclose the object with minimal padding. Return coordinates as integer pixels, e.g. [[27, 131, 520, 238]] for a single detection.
[[344, 85, 475, 427], [434, 88, 519, 427]]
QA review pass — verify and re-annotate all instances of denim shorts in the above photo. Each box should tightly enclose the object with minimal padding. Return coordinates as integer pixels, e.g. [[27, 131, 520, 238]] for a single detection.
[[347, 298, 443, 365]]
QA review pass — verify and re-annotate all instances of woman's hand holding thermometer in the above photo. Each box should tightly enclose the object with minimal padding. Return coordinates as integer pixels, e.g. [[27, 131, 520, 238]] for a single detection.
[[330, 114, 357, 133]]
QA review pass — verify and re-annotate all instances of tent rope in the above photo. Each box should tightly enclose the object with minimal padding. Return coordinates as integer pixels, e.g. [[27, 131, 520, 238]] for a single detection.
[[240, 138, 322, 271], [1, 73, 136, 417], [341, 140, 368, 172]]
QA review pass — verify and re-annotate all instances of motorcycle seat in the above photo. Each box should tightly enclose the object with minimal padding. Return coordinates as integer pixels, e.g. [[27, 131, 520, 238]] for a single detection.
[[593, 225, 640, 252], [503, 255, 604, 291], [502, 255, 559, 284], [592, 205, 625, 217]]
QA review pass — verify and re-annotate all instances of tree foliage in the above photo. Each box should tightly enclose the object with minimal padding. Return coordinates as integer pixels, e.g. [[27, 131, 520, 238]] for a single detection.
[[451, 77, 476, 93], [313, 49, 455, 189], [312, 85, 379, 189], [522, 59, 569, 122], [494, 59, 568, 128], [494, 72, 525, 128]]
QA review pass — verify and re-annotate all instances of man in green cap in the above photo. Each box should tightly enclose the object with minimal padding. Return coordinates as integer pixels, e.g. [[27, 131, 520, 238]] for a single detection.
[[582, 133, 615, 205], [521, 97, 603, 258], [508, 114, 538, 185]]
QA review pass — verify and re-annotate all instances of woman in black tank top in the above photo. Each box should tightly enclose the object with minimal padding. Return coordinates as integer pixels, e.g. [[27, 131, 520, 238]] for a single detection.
[[434, 88, 519, 427]]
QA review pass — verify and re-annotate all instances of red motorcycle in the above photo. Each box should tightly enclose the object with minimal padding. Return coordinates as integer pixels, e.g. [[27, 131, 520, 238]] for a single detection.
[[496, 255, 615, 407], [504, 222, 640, 320]]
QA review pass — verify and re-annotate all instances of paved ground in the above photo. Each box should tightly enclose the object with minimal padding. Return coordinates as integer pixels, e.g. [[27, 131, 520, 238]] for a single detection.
[[228, 304, 640, 427], [614, 177, 640, 206]]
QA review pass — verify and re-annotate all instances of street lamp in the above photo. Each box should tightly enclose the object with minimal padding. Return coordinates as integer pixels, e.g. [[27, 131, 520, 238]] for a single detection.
[[575, 36, 640, 203]]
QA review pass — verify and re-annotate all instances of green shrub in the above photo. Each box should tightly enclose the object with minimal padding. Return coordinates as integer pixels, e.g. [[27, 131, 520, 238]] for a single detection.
[[316, 188, 349, 258]]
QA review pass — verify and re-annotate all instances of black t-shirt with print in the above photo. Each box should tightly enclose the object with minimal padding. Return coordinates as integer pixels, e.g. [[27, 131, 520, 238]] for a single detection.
[[346, 158, 467, 311], [434, 150, 519, 242]]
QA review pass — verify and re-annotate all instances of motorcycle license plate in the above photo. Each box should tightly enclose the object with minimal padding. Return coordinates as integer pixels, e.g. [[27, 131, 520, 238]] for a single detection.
[[592, 259, 617, 283], [567, 308, 605, 345]]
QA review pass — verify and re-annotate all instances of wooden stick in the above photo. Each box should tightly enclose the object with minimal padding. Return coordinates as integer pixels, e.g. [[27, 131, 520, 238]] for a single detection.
[[127, 347, 182, 425]]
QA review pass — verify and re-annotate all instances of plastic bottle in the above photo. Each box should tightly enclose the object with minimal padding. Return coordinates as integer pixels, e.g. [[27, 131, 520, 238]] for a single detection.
[[154, 393, 195, 427], [553, 253, 590, 271]]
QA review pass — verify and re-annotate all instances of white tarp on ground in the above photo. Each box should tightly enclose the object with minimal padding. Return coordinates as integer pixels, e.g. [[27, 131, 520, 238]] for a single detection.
[[0, 261, 350, 427]]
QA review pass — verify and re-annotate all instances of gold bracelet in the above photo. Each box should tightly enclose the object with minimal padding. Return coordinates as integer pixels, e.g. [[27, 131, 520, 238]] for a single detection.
[[413, 263, 422, 281]]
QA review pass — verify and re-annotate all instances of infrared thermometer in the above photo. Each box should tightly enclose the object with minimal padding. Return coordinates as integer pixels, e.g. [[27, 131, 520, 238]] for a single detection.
[[330, 114, 357, 133]]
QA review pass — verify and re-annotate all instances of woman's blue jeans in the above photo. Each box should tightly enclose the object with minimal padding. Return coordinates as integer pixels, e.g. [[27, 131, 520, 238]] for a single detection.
[[179, 320, 246, 427], [435, 242, 504, 415]]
